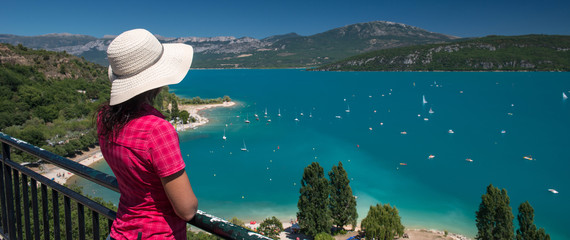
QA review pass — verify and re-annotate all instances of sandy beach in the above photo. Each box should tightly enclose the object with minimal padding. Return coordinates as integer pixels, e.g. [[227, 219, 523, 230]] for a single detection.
[[176, 101, 236, 131]]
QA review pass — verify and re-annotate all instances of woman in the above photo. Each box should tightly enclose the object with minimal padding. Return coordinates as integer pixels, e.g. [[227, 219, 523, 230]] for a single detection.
[[97, 28, 198, 240]]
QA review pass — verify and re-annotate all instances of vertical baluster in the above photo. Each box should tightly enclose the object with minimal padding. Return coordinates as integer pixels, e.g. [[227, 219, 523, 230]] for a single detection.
[[52, 189, 61, 240], [13, 169, 23, 240], [31, 179, 40, 240], [22, 174, 32, 240], [92, 211, 100, 240], [41, 183, 49, 239], [0, 143, 9, 233], [64, 196, 72, 240], [78, 203, 85, 240], [107, 219, 113, 235], [3, 163, 16, 240]]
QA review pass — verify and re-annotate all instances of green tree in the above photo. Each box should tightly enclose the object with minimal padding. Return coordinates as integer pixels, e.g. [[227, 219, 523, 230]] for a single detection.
[[361, 203, 404, 240], [179, 110, 190, 124], [258, 216, 283, 239], [329, 161, 358, 231], [229, 216, 245, 227], [297, 162, 331, 237], [476, 184, 514, 240], [314, 232, 335, 240], [171, 99, 179, 121], [516, 201, 550, 240]]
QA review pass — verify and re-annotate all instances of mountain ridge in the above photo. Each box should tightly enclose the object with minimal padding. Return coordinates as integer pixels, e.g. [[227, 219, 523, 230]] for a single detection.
[[0, 21, 458, 68], [312, 34, 570, 71]]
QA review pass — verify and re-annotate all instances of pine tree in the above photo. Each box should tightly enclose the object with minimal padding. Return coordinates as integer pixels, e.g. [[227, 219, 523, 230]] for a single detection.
[[476, 184, 514, 240], [516, 201, 550, 240], [328, 162, 357, 231], [297, 162, 331, 236]]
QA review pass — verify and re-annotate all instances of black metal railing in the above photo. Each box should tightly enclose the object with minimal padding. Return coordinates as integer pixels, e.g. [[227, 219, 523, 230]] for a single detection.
[[0, 132, 271, 240]]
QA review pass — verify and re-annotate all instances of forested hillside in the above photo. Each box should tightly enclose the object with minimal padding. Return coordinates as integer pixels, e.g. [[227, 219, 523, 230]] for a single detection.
[[314, 35, 570, 71]]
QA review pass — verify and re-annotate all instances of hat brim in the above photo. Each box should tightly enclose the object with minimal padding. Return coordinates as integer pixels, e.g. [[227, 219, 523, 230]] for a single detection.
[[109, 43, 193, 105]]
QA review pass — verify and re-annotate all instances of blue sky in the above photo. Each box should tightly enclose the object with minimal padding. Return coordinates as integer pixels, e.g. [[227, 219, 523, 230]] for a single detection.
[[1, 0, 569, 39]]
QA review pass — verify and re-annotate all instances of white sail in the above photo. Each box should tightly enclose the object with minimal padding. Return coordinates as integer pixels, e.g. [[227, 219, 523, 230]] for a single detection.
[[564, 92, 568, 100], [422, 95, 428, 104], [241, 140, 247, 151]]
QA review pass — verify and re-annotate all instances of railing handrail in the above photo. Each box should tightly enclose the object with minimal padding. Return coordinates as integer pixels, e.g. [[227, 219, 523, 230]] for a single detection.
[[0, 133, 119, 193], [0, 132, 272, 240]]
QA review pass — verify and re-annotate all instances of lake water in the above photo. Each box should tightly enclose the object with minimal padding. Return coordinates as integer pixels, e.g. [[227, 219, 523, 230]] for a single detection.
[[77, 69, 570, 239]]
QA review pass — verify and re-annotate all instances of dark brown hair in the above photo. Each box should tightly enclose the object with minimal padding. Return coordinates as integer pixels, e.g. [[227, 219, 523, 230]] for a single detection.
[[97, 87, 162, 141]]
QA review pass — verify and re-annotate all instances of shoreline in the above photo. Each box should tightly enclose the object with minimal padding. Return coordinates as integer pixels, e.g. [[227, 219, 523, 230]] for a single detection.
[[176, 101, 236, 132]]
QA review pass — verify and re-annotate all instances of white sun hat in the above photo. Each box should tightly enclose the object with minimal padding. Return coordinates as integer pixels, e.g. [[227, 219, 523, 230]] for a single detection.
[[107, 28, 193, 105]]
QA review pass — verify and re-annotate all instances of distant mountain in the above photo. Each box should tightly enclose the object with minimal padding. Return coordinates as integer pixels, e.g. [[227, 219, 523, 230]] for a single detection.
[[0, 21, 458, 68], [313, 35, 570, 71]]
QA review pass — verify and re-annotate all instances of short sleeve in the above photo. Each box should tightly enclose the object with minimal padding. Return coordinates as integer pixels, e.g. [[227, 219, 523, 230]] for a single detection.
[[148, 119, 186, 178]]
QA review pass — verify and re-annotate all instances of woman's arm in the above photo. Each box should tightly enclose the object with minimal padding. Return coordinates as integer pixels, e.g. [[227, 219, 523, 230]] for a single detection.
[[161, 169, 198, 221]]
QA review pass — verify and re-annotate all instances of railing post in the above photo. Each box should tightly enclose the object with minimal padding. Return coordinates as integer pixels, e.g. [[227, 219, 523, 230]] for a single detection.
[[0, 145, 6, 235], [13, 169, 23, 240], [1, 142, 16, 239], [22, 174, 32, 240]]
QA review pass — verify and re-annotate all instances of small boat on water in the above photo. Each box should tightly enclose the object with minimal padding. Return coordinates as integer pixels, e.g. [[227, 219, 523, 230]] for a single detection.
[[428, 155, 435, 159], [501, 130, 507, 134], [465, 158, 473, 162], [448, 129, 455, 134], [429, 108, 434, 114], [244, 115, 250, 124], [548, 189, 559, 194], [345, 104, 350, 113], [294, 117, 299, 122], [564, 92, 568, 100], [241, 140, 248, 151], [423, 118, 429, 121], [400, 131, 407, 135], [278, 108, 281, 117], [523, 155, 534, 161], [422, 95, 428, 105], [400, 163, 407, 166], [222, 129, 226, 140], [335, 115, 342, 119]]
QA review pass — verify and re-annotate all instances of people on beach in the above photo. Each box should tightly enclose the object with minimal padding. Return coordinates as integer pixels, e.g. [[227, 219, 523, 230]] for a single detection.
[[97, 28, 198, 240]]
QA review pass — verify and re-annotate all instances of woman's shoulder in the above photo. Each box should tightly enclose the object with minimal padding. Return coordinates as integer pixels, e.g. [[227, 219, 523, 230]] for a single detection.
[[133, 114, 174, 132]]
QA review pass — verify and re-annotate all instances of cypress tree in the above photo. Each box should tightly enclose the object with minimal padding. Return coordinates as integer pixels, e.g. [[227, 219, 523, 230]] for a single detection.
[[297, 162, 331, 236], [516, 201, 550, 240], [476, 184, 514, 240], [328, 162, 357, 231]]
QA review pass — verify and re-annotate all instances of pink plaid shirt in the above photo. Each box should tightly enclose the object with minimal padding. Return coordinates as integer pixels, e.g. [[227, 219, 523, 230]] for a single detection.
[[98, 103, 187, 240]]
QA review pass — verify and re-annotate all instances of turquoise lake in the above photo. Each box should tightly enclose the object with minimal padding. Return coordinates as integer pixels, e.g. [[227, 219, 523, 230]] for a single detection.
[[78, 69, 570, 239]]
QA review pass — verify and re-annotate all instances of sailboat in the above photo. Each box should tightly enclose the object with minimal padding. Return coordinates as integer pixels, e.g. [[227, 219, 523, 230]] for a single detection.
[[241, 140, 247, 151], [345, 103, 350, 113], [278, 108, 281, 117], [422, 95, 428, 105], [564, 92, 568, 100], [429, 107, 434, 114], [264, 108, 268, 117], [222, 129, 226, 140], [244, 114, 250, 123]]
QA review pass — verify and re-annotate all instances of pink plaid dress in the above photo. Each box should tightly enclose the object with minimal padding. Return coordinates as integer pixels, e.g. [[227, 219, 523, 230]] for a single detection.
[[98, 103, 187, 239]]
